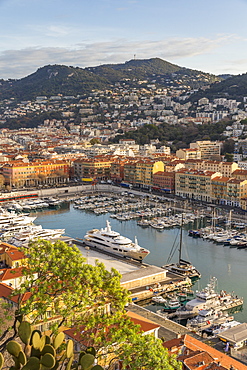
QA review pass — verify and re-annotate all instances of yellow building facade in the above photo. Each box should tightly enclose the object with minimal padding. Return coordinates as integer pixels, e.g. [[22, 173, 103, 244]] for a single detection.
[[175, 169, 221, 202], [2, 160, 70, 188]]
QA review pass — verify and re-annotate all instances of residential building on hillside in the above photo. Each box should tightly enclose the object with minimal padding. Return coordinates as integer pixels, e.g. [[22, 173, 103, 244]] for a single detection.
[[190, 140, 221, 160], [110, 158, 128, 182], [176, 148, 201, 160], [123, 159, 139, 184], [232, 168, 247, 180], [135, 159, 164, 188], [203, 161, 239, 177], [163, 334, 246, 370]]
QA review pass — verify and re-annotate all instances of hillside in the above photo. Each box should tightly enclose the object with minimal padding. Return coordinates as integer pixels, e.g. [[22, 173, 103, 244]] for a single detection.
[[188, 73, 247, 102], [88, 58, 220, 89], [0, 58, 221, 101], [0, 65, 110, 101]]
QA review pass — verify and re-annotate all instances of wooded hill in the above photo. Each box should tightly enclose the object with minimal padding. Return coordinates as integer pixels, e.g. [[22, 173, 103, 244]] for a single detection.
[[0, 58, 220, 101], [188, 73, 247, 102]]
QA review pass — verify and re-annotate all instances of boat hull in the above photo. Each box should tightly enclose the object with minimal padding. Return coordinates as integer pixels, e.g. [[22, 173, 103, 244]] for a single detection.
[[83, 239, 149, 261]]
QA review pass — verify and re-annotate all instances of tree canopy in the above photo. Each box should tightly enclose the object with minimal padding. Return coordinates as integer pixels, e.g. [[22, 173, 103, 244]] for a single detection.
[[0, 239, 181, 370], [112, 121, 229, 149]]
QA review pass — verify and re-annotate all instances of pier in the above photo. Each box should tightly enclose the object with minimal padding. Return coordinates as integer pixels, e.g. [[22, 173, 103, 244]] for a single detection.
[[127, 303, 193, 340], [69, 238, 192, 302]]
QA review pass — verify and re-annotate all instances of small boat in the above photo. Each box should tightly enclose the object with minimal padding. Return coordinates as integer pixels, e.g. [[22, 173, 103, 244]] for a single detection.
[[201, 320, 241, 338], [186, 308, 233, 331], [152, 296, 167, 304], [162, 298, 181, 312], [177, 292, 188, 300], [137, 219, 150, 227]]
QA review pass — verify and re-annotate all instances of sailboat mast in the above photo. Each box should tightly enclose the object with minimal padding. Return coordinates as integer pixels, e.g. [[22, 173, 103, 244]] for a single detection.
[[179, 213, 183, 262]]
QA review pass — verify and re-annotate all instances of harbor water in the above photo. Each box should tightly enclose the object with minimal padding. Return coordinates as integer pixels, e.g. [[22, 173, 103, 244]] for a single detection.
[[33, 201, 247, 322]]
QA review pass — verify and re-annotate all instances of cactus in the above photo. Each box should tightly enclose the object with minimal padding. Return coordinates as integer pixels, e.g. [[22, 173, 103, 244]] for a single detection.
[[53, 332, 64, 349], [65, 356, 73, 370], [4, 322, 103, 370], [30, 347, 41, 358], [6, 341, 22, 358], [66, 340, 73, 359], [78, 351, 86, 363], [18, 351, 27, 366], [86, 347, 96, 357], [80, 354, 95, 370], [13, 356, 21, 370], [30, 330, 41, 345], [22, 357, 40, 370], [42, 344, 56, 357], [18, 322, 32, 345], [0, 353, 4, 370], [45, 335, 51, 345], [31, 332, 41, 350], [40, 353, 56, 369]]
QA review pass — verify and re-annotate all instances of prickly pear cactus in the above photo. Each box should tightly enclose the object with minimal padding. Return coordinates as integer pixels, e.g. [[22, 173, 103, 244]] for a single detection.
[[4, 321, 104, 370]]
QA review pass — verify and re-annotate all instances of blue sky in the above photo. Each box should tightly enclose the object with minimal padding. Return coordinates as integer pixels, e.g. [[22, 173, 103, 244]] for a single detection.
[[1, 0, 247, 79]]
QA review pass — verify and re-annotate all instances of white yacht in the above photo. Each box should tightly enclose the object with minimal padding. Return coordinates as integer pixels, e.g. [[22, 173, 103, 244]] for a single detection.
[[83, 220, 150, 261], [184, 277, 243, 314], [186, 308, 233, 330]]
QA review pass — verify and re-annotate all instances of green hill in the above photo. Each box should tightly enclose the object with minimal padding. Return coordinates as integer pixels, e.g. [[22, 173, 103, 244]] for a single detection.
[[0, 65, 110, 101], [88, 58, 219, 88], [0, 58, 221, 101], [188, 73, 247, 102]]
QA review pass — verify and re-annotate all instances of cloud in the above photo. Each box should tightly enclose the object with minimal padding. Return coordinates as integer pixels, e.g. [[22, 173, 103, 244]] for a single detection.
[[0, 35, 235, 79]]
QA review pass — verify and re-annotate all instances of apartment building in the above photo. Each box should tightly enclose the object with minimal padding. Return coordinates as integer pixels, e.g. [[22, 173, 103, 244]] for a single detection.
[[153, 171, 175, 193], [135, 159, 164, 188], [203, 160, 239, 177], [176, 148, 201, 160], [122, 159, 138, 184], [2, 160, 70, 188], [74, 156, 113, 180], [211, 176, 247, 207], [110, 158, 129, 182], [232, 168, 247, 181], [190, 140, 221, 160], [175, 169, 221, 202]]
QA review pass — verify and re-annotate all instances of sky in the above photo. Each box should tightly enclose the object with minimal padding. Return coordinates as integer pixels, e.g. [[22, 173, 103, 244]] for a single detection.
[[1, 0, 247, 79]]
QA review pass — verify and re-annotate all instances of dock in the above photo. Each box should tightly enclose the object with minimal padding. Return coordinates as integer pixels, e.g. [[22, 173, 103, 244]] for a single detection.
[[68, 238, 192, 302], [127, 303, 194, 340]]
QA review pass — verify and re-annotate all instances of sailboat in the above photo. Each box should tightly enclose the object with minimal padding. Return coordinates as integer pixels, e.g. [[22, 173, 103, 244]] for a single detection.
[[162, 213, 201, 280]]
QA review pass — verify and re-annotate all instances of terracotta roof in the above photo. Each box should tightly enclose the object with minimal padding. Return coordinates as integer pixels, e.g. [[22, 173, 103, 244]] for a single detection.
[[212, 176, 231, 182], [126, 311, 160, 332], [0, 243, 18, 254], [0, 282, 31, 303], [65, 312, 160, 347], [0, 267, 24, 281], [183, 334, 247, 370], [5, 249, 25, 261], [184, 351, 215, 370]]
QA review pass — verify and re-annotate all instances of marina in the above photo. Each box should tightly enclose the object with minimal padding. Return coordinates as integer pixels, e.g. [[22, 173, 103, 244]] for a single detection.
[[21, 195, 247, 324], [0, 191, 247, 325]]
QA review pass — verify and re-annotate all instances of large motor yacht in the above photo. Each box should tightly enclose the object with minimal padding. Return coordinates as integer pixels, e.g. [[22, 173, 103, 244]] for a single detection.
[[83, 220, 150, 261]]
